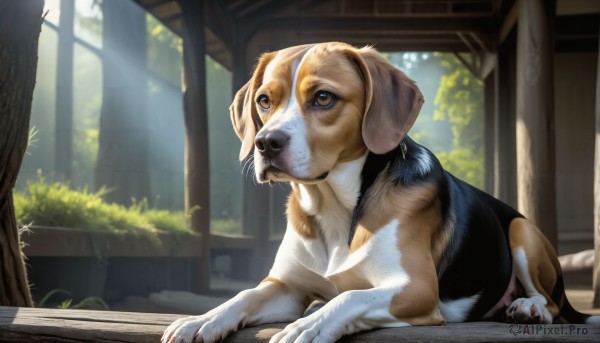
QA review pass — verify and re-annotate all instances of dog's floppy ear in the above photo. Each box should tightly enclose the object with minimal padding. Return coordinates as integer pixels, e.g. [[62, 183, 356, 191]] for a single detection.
[[350, 47, 424, 154], [230, 52, 275, 160]]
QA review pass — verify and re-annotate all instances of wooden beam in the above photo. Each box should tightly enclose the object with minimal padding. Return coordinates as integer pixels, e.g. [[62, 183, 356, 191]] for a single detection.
[[242, 15, 495, 44], [235, 0, 276, 18], [499, 0, 520, 44], [593, 24, 600, 309], [255, 16, 494, 34], [555, 13, 600, 53], [179, 0, 211, 293], [515, 0, 557, 247], [2, 307, 600, 342], [484, 72, 495, 193], [493, 30, 517, 207]]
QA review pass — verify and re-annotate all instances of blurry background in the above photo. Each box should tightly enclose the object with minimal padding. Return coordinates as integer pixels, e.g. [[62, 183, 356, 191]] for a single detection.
[[14, 0, 600, 313]]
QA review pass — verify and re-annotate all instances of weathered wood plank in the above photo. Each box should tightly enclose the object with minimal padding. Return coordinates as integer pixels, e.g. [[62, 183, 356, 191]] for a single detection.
[[22, 226, 255, 257], [0, 307, 181, 342], [1, 307, 599, 343]]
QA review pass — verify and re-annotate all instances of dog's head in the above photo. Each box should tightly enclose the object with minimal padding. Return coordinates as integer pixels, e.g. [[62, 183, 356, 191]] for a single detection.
[[230, 42, 424, 184]]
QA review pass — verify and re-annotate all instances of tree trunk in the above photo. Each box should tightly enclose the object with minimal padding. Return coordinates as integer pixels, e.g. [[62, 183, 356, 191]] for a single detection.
[[95, 0, 150, 205], [0, 0, 44, 307]]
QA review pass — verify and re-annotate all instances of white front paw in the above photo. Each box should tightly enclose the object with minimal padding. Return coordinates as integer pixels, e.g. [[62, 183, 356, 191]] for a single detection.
[[269, 317, 341, 343], [162, 314, 239, 343]]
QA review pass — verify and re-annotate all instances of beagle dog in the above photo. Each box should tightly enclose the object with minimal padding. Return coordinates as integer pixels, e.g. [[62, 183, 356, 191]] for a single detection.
[[163, 42, 598, 343]]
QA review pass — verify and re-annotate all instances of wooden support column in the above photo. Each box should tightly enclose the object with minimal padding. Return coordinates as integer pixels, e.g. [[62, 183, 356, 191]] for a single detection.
[[55, 0, 74, 181], [179, 0, 210, 293], [234, 41, 273, 280], [484, 72, 495, 193], [592, 25, 600, 308], [515, 0, 557, 247], [493, 31, 517, 207]]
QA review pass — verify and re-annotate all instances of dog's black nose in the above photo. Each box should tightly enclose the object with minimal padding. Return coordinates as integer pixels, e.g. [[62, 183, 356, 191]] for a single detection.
[[255, 131, 289, 158]]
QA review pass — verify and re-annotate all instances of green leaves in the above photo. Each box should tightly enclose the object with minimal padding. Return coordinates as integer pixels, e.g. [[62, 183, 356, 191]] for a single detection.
[[432, 53, 484, 189]]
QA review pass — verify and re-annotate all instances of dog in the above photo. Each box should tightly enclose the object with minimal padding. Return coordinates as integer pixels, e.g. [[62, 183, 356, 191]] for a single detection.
[[162, 42, 599, 343]]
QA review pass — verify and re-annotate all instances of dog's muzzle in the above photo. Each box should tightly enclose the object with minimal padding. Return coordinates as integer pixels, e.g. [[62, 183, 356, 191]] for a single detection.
[[255, 130, 289, 158]]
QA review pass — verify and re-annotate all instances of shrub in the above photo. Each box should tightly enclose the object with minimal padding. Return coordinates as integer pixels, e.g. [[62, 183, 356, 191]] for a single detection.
[[14, 173, 193, 239]]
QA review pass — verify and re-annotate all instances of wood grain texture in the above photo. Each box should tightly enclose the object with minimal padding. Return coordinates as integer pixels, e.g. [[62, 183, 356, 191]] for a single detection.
[[515, 0, 558, 247], [1, 307, 599, 342], [0, 0, 44, 308]]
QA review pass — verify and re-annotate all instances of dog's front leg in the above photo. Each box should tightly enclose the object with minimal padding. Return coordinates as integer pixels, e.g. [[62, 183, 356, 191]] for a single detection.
[[270, 286, 407, 343], [162, 280, 304, 343]]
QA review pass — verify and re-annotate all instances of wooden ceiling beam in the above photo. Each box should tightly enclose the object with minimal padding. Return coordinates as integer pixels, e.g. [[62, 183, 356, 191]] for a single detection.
[[253, 16, 495, 36]]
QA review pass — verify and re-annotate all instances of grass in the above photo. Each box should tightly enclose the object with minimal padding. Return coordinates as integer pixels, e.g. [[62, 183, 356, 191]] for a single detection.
[[13, 173, 192, 240], [13, 172, 243, 239], [36, 289, 109, 311]]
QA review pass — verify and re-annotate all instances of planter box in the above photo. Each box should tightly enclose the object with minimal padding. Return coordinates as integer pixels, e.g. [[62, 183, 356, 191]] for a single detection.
[[22, 226, 204, 257], [21, 226, 257, 305]]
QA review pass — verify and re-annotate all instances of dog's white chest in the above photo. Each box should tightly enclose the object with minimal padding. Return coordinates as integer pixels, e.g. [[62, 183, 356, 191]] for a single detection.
[[295, 217, 406, 295]]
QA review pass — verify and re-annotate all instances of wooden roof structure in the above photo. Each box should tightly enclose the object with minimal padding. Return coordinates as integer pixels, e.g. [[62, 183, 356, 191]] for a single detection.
[[135, 0, 599, 72]]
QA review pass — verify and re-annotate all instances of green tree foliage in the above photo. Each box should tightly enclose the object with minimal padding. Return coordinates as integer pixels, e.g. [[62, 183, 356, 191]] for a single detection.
[[385, 52, 484, 189], [433, 53, 484, 189]]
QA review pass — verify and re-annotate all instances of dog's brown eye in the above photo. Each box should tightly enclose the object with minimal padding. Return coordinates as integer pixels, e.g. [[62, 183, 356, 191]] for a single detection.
[[257, 94, 271, 110], [314, 91, 335, 107]]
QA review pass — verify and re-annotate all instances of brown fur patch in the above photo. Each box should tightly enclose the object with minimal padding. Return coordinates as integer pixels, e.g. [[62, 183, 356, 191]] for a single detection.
[[508, 218, 561, 318], [430, 211, 454, 268], [297, 44, 369, 176], [352, 47, 424, 154], [347, 173, 445, 323], [286, 190, 317, 239], [351, 176, 440, 251], [349, 225, 373, 253], [230, 51, 276, 160], [388, 193, 445, 325], [260, 276, 288, 288]]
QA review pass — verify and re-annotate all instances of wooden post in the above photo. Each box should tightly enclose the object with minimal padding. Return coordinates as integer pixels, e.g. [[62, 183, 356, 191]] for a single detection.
[[55, 0, 74, 181], [234, 41, 273, 280], [484, 73, 495, 193], [515, 0, 557, 247], [493, 31, 517, 207], [592, 25, 600, 308], [180, 0, 210, 293]]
